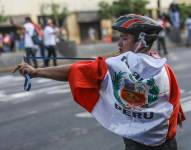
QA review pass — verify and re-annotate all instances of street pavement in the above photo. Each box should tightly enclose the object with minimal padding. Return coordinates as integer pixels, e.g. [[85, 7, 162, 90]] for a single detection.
[[0, 46, 190, 150]]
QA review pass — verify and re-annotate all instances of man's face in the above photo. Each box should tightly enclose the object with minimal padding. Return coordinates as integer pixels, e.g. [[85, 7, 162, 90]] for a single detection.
[[48, 19, 53, 27], [118, 33, 136, 53]]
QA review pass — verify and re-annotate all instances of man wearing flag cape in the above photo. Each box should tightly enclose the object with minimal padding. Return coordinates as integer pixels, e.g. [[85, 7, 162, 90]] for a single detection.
[[13, 14, 185, 150]]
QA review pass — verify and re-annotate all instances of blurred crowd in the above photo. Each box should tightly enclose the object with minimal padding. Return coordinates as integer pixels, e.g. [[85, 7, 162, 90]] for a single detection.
[[0, 16, 67, 67], [0, 30, 22, 53], [155, 3, 191, 56], [0, 19, 65, 53], [0, 3, 191, 60], [23, 17, 61, 68]]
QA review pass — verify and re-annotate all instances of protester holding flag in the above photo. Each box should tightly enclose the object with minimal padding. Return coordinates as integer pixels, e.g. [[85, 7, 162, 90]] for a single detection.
[[13, 14, 185, 150]]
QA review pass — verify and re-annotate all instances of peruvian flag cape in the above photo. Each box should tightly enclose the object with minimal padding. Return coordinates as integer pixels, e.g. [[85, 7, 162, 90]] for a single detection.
[[68, 51, 185, 146]]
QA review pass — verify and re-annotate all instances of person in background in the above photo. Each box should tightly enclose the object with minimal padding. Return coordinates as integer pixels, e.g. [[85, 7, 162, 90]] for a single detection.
[[3, 33, 11, 52], [43, 19, 57, 66], [186, 14, 191, 47], [169, 2, 180, 29], [14, 30, 21, 52], [23, 17, 38, 68], [88, 27, 96, 42], [168, 2, 181, 43], [157, 14, 170, 55], [0, 33, 3, 53], [9, 32, 15, 52], [13, 14, 185, 150], [33, 23, 46, 67]]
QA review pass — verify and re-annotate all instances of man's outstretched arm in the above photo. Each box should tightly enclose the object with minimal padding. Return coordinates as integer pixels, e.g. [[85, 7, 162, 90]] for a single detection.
[[12, 62, 71, 81]]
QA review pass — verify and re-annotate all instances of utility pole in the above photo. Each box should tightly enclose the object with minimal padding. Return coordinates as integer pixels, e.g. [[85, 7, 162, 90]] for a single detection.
[[157, 0, 161, 17]]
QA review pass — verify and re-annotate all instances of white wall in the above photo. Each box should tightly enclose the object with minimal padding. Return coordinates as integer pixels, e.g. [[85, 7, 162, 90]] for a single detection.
[[0, 0, 188, 22], [146, 0, 174, 10], [0, 0, 115, 16], [0, 0, 38, 15], [64, 0, 114, 12]]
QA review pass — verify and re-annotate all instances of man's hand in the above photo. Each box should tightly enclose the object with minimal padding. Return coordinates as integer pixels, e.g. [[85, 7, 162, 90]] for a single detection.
[[12, 61, 37, 78], [12, 59, 71, 81]]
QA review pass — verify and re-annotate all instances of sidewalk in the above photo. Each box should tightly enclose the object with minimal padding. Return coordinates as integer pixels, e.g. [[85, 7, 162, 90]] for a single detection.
[[0, 42, 118, 73], [0, 39, 178, 73], [0, 52, 24, 73]]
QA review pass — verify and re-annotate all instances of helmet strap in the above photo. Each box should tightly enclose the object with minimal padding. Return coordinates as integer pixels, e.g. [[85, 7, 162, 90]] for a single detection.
[[134, 32, 149, 53]]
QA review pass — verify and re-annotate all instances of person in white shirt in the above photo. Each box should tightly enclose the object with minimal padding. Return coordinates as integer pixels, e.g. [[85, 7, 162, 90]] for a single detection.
[[43, 19, 57, 66], [23, 17, 38, 68]]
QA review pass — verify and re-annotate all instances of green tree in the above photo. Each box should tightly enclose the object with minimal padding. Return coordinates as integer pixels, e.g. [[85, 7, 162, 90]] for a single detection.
[[0, 3, 7, 23], [179, 4, 191, 23], [0, 15, 7, 23], [132, 0, 148, 15], [112, 0, 133, 17], [98, 0, 148, 19], [40, 2, 69, 27], [98, 1, 113, 19]]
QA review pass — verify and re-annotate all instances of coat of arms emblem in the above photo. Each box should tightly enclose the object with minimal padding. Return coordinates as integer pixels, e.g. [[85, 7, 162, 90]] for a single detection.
[[112, 71, 160, 108]]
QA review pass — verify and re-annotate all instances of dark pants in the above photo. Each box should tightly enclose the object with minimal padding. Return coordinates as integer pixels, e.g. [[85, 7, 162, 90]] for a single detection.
[[123, 138, 177, 150], [25, 48, 38, 68], [157, 37, 168, 55], [186, 29, 191, 47], [38, 41, 46, 67], [45, 45, 57, 66]]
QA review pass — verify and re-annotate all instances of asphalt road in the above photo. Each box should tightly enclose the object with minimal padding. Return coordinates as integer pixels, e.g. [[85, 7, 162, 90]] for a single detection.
[[0, 46, 190, 150]]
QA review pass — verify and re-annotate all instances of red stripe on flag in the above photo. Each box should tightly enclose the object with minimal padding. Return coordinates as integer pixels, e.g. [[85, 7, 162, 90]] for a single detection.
[[165, 64, 185, 140], [68, 57, 107, 112], [122, 19, 143, 28]]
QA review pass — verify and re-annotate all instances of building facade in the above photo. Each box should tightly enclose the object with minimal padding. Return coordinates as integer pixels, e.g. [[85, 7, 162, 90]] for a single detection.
[[0, 0, 190, 43], [0, 0, 114, 43]]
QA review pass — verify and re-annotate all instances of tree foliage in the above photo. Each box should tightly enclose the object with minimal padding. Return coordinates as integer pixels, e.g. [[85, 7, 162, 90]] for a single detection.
[[132, 0, 148, 15], [0, 15, 7, 23], [98, 0, 148, 19], [40, 2, 69, 27], [179, 3, 191, 22], [98, 1, 113, 19], [0, 3, 7, 23]]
